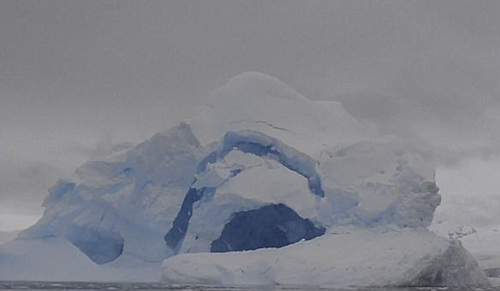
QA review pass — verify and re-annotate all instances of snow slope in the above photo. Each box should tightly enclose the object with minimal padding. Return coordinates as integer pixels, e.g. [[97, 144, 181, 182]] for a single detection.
[[0, 237, 117, 282], [0, 236, 161, 282], [0, 72, 489, 287]]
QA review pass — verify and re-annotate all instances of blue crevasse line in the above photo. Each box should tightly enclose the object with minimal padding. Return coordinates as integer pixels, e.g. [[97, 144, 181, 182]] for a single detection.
[[164, 186, 215, 250], [211, 131, 324, 197], [197, 151, 218, 173]]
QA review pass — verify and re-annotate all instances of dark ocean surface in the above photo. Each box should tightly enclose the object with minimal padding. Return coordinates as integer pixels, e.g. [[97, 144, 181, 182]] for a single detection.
[[0, 281, 496, 291]]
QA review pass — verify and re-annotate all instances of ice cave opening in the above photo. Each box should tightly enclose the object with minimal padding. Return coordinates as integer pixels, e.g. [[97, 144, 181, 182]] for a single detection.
[[65, 225, 124, 264], [211, 203, 325, 252]]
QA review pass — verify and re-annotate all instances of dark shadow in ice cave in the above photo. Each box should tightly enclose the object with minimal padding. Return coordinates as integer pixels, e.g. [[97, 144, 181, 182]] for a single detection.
[[65, 225, 124, 264], [211, 203, 325, 252]]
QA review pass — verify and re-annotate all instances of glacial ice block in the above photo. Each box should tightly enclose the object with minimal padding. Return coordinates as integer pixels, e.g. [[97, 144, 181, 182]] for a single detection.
[[161, 229, 490, 288]]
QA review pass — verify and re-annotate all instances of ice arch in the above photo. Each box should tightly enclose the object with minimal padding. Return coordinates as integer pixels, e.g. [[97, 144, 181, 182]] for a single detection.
[[199, 130, 324, 197], [165, 131, 325, 251]]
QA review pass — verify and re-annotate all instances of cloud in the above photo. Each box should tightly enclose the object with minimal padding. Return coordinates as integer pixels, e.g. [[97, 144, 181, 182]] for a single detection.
[[0, 160, 63, 213], [0, 132, 134, 217], [434, 157, 500, 228], [330, 53, 500, 166], [2, 0, 500, 228], [304, 1, 500, 167]]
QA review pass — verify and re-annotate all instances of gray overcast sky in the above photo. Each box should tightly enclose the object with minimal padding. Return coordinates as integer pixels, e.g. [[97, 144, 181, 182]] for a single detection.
[[1, 0, 500, 230]]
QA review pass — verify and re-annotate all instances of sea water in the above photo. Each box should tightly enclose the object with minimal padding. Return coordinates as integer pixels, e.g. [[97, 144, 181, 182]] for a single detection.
[[0, 281, 490, 291]]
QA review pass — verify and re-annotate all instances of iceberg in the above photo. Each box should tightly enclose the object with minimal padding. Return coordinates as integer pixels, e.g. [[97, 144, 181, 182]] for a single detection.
[[431, 223, 500, 287], [0, 72, 489, 287]]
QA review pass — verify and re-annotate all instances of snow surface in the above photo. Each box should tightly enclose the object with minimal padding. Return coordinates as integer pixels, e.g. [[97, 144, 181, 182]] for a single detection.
[[0, 72, 489, 287], [162, 228, 488, 288], [189, 72, 370, 157], [0, 237, 159, 282]]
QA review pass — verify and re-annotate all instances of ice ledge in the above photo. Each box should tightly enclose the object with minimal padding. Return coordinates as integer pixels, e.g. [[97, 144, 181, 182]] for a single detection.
[[161, 229, 490, 288]]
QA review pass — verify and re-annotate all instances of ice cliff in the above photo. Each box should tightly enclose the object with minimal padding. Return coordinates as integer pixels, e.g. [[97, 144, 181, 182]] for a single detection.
[[0, 72, 489, 287]]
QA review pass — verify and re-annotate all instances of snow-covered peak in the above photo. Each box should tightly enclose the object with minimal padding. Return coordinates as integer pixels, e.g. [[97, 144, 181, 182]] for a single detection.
[[209, 71, 307, 103], [189, 72, 369, 157]]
